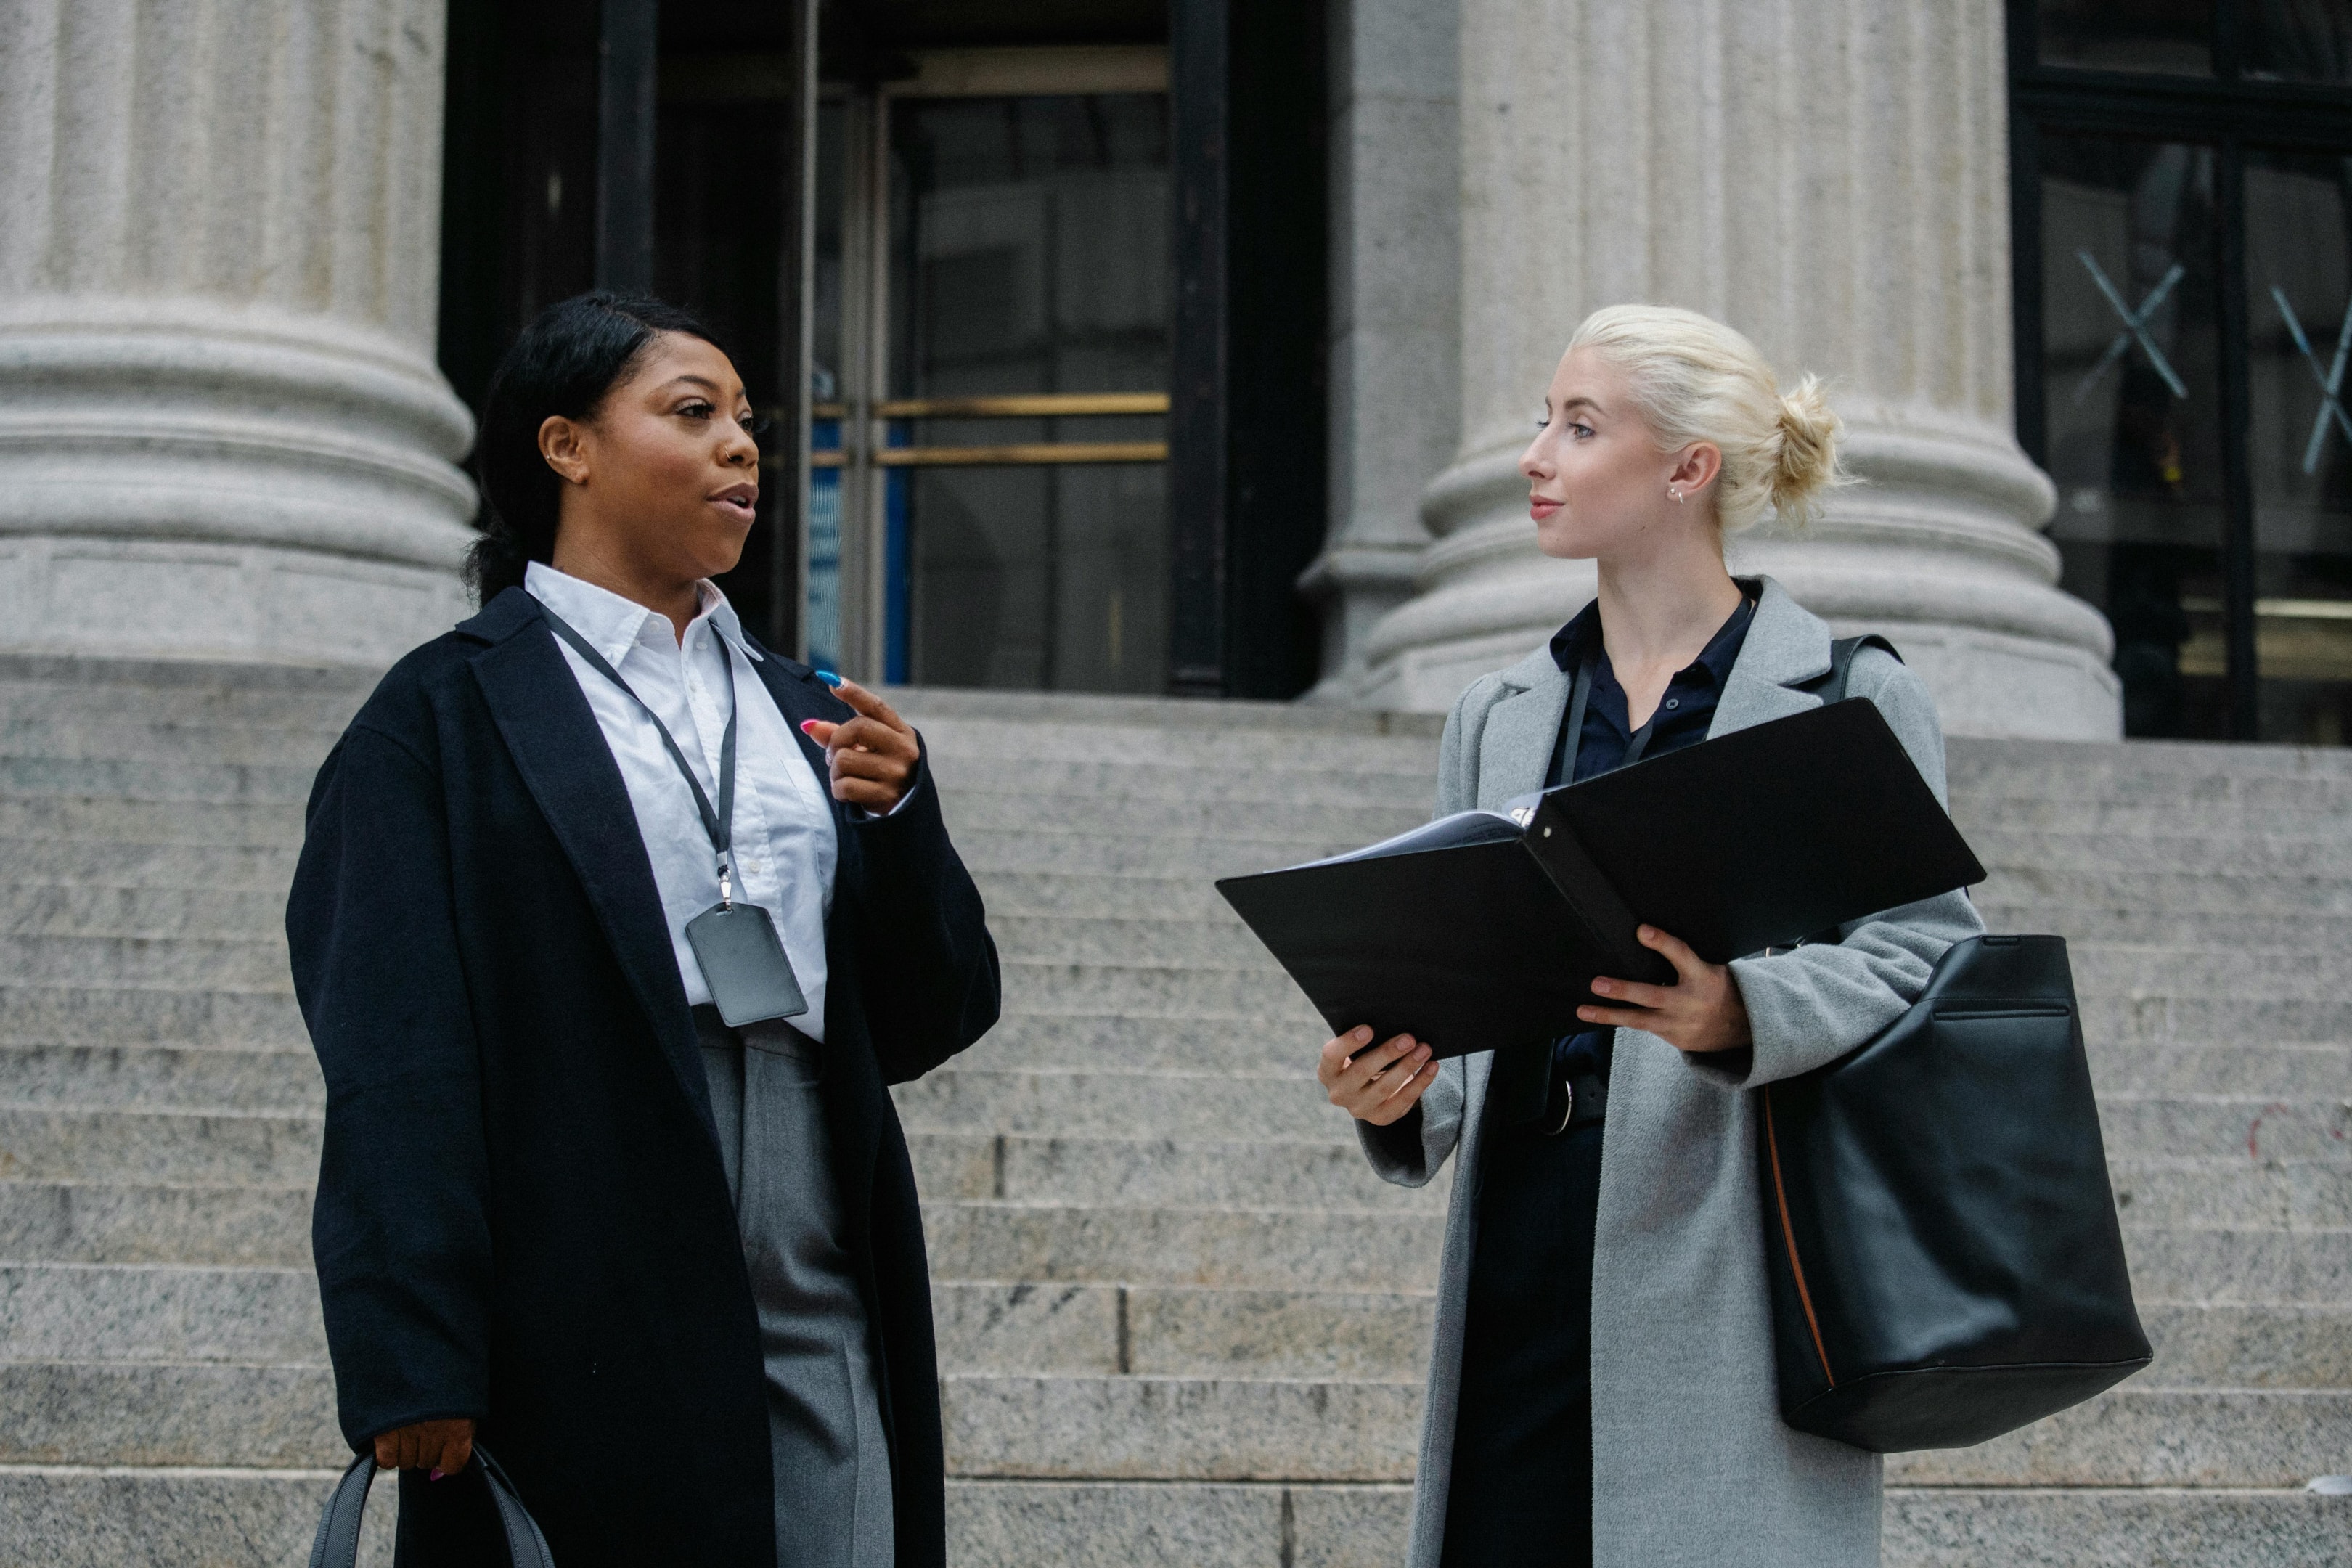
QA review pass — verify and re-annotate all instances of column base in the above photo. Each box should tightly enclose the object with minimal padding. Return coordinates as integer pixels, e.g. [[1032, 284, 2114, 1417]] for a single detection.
[[0, 296, 477, 665]]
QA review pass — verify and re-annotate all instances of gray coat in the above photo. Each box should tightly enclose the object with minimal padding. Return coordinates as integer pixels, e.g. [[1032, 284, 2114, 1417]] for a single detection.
[[1360, 577, 1983, 1568]]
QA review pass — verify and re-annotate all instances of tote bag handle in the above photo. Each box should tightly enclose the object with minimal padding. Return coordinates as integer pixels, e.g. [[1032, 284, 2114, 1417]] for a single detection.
[[309, 1447, 555, 1568]]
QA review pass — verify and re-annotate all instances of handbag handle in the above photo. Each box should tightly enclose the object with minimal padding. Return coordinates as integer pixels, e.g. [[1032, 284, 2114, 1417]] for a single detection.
[[309, 1447, 555, 1568]]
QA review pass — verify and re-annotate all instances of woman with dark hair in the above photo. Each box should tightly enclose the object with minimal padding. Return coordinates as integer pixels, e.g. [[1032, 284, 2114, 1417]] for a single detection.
[[287, 292, 1000, 1567]]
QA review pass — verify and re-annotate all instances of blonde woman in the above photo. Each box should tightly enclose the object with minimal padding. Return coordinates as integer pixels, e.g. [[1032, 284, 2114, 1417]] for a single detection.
[[1318, 306, 1983, 1567]]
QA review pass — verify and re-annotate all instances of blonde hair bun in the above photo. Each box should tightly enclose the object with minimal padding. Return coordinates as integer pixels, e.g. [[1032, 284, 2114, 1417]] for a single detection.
[[1566, 304, 1848, 531]]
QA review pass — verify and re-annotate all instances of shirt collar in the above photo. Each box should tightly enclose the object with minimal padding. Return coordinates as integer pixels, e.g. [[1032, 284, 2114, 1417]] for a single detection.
[[523, 561, 757, 665], [1548, 589, 1757, 689]]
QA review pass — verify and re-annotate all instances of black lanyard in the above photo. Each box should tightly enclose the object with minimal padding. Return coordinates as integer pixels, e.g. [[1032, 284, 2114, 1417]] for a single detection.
[[1557, 650, 1659, 785], [542, 607, 743, 905]]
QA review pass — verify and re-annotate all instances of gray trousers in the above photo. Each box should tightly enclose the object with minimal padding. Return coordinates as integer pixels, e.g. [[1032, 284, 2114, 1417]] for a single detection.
[[694, 1006, 895, 1568]]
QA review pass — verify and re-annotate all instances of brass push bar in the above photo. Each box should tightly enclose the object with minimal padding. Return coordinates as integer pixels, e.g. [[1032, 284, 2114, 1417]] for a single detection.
[[877, 441, 1167, 466], [802, 392, 1167, 422]]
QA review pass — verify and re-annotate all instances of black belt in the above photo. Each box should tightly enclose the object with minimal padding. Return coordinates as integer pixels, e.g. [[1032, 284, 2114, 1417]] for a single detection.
[[1540, 1069, 1609, 1135]]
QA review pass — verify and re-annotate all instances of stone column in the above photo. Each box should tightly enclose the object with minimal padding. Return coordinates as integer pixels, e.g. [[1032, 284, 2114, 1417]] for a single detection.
[[0, 0, 475, 665], [1300, 0, 1461, 701], [1352, 0, 2121, 739]]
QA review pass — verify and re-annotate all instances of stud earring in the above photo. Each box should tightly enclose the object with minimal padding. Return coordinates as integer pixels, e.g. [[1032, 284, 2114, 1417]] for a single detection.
[[1669, 486, 1684, 504]]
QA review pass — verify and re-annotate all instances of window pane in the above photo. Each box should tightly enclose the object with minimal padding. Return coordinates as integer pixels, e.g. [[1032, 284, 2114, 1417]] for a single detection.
[[2039, 136, 2231, 739], [2038, 0, 2213, 75], [2245, 1, 2352, 85], [887, 94, 1172, 693], [2246, 150, 2352, 744]]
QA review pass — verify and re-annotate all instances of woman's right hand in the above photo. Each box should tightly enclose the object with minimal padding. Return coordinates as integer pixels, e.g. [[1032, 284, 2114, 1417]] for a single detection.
[[1319, 1026, 1435, 1125], [374, 1416, 475, 1479]]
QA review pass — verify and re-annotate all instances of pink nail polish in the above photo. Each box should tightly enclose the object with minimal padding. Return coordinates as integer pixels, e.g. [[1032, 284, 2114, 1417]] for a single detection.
[[429, 1468, 445, 1482]]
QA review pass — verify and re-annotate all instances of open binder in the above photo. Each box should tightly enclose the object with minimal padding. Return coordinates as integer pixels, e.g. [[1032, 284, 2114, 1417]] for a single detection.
[[1215, 698, 1987, 1058]]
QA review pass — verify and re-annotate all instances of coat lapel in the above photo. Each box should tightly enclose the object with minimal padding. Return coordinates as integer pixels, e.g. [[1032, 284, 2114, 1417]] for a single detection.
[[461, 589, 716, 1141], [1707, 577, 1835, 739], [1474, 648, 1572, 811]]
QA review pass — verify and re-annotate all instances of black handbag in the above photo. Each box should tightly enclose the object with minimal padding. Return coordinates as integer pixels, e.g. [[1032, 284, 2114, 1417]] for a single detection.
[[1756, 640, 2152, 1452], [308, 1447, 555, 1568]]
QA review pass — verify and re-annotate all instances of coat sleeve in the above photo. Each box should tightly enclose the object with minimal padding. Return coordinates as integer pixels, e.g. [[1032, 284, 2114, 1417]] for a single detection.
[[844, 734, 1003, 1085], [286, 724, 494, 1450], [1353, 677, 1496, 1185], [1699, 650, 1986, 1088]]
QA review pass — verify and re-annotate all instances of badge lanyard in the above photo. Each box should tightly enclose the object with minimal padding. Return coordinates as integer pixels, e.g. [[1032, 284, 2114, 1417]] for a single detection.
[[541, 605, 808, 1026], [543, 607, 743, 902]]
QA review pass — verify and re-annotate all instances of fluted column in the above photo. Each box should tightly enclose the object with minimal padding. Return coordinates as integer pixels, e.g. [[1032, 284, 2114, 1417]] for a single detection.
[[0, 0, 474, 664], [1352, 0, 2120, 738]]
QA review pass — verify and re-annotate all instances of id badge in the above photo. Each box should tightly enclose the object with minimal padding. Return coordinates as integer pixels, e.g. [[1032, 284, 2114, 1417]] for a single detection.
[[685, 901, 809, 1027]]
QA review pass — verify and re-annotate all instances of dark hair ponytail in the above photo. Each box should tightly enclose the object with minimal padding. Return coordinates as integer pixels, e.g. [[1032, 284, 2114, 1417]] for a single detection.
[[467, 291, 727, 605]]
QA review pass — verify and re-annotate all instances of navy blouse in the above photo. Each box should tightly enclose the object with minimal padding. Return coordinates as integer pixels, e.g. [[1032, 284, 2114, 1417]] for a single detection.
[[1540, 590, 1757, 1080]]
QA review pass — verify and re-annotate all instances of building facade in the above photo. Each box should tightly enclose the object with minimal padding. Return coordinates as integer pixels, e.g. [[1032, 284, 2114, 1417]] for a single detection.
[[2, 0, 2346, 734]]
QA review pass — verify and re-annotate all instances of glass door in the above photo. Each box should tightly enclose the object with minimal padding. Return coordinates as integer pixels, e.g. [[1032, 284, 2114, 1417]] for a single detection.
[[2245, 149, 2352, 744], [804, 52, 1172, 693]]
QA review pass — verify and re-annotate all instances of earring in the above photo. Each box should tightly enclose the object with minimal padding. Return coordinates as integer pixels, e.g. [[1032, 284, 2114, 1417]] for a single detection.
[[1669, 486, 1684, 504]]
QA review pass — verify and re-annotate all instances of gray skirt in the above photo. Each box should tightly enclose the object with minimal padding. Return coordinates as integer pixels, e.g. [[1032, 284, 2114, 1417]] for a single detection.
[[695, 1005, 894, 1568]]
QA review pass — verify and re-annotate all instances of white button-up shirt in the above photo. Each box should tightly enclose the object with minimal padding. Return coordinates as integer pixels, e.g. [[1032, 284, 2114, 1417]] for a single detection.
[[526, 563, 838, 1038]]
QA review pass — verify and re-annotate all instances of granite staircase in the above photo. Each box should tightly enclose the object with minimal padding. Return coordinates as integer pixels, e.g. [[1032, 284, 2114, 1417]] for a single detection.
[[0, 655, 2346, 1565]]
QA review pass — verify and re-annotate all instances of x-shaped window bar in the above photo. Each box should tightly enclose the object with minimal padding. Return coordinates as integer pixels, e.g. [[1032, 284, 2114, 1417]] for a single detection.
[[2271, 286, 2352, 475], [2073, 250, 2189, 404]]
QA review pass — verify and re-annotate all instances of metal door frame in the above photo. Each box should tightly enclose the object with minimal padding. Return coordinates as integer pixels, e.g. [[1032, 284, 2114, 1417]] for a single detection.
[[817, 47, 1173, 680]]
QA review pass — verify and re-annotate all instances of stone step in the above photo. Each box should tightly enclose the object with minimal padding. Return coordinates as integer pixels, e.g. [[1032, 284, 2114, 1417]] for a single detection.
[[0, 1182, 310, 1267], [939, 1376, 2352, 1487], [935, 1283, 1435, 1381], [929, 754, 1436, 807], [988, 915, 1283, 968], [941, 1373, 1419, 1482], [1953, 793, 2352, 835], [0, 1463, 396, 1568], [0, 838, 300, 892], [0, 1361, 340, 1467], [934, 1278, 2352, 1391], [942, 791, 1426, 845], [2095, 1095, 2352, 1162], [0, 1265, 324, 1363], [1885, 1389, 2352, 1488], [940, 1478, 1405, 1568], [905, 1132, 1449, 1212], [0, 984, 307, 1050], [1975, 902, 2352, 951], [1973, 866, 2352, 916], [0, 883, 289, 942], [2111, 1156, 2352, 1230], [0, 716, 350, 767], [0, 795, 303, 848], [0, 1043, 322, 1113], [0, 934, 290, 992], [2081, 1042, 2351, 1100], [968, 870, 1233, 923], [1944, 734, 2352, 783], [992, 961, 1315, 1024], [922, 1202, 1445, 1294], [943, 1013, 1311, 1074], [0, 653, 374, 718], [2120, 1225, 2352, 1304], [0, 755, 319, 807], [0, 1108, 320, 1186], [2064, 944, 2352, 997], [955, 830, 1365, 880], [899, 1063, 2351, 1156], [1885, 1486, 2352, 1568], [1970, 828, 2352, 879]]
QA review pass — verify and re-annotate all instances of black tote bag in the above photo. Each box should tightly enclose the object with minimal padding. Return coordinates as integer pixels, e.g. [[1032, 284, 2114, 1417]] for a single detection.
[[1754, 639, 2152, 1452], [1757, 930, 2153, 1451], [309, 1447, 555, 1568]]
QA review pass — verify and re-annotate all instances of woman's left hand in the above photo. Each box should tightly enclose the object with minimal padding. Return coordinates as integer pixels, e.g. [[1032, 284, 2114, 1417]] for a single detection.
[[1579, 924, 1752, 1055], [801, 678, 921, 813]]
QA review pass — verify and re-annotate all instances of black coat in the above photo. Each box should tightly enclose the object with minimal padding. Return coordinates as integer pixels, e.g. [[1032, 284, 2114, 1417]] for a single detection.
[[286, 587, 1000, 1567]]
